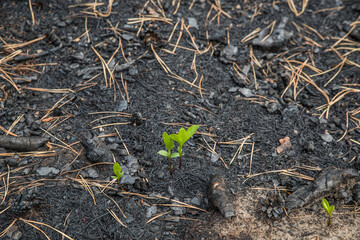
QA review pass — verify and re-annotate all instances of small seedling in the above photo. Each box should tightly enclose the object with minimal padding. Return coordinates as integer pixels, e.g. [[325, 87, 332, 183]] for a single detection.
[[158, 132, 180, 175], [322, 198, 335, 226], [170, 125, 199, 169], [111, 162, 124, 181]]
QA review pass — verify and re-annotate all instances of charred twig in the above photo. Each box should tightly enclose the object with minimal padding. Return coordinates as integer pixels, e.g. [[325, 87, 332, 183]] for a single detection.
[[0, 135, 49, 152], [14, 43, 63, 62]]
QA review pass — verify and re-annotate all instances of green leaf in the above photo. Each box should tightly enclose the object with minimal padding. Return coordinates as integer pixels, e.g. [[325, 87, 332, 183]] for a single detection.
[[111, 176, 117, 179], [329, 205, 335, 217], [162, 132, 174, 151], [178, 127, 186, 136], [170, 152, 180, 158], [322, 198, 335, 216], [113, 162, 121, 178], [322, 198, 330, 210], [170, 134, 182, 144], [184, 125, 199, 142], [158, 150, 169, 157]]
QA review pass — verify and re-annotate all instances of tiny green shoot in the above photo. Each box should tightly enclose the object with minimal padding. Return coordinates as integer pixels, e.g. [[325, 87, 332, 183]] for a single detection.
[[321, 198, 335, 226], [158, 132, 180, 175], [111, 162, 124, 181], [170, 125, 199, 169]]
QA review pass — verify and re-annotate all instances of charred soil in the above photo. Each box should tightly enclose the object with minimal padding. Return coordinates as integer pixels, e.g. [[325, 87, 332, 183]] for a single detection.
[[1, 0, 360, 239]]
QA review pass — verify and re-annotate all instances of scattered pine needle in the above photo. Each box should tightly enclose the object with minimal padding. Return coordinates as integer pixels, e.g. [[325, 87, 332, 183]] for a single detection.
[[287, 0, 309, 17], [146, 210, 172, 224], [20, 218, 74, 240], [107, 209, 127, 228]]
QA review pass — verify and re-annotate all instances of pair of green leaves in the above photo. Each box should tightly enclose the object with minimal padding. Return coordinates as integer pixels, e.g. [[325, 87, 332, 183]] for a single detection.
[[111, 162, 124, 181], [169, 125, 199, 155], [321, 198, 335, 226], [158, 125, 199, 175], [157, 132, 180, 159]]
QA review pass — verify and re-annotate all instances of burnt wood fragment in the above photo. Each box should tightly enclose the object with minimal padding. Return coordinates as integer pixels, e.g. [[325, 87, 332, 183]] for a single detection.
[[285, 168, 360, 213], [0, 135, 49, 152], [210, 175, 236, 218]]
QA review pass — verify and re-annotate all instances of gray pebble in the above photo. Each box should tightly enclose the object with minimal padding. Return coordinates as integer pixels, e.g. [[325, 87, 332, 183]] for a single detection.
[[146, 205, 158, 218], [120, 174, 139, 185], [129, 68, 138, 76], [190, 197, 201, 206], [72, 52, 84, 60], [116, 100, 128, 112], [239, 88, 253, 97], [157, 171, 165, 179], [6, 158, 18, 166], [56, 21, 66, 27], [210, 153, 221, 163], [150, 225, 160, 233], [321, 132, 333, 142], [37, 167, 60, 176], [188, 17, 198, 29], [70, 63, 79, 69]]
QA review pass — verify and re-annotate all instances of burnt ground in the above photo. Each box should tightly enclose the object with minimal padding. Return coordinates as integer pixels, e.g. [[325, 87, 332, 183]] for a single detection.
[[1, 0, 360, 239]]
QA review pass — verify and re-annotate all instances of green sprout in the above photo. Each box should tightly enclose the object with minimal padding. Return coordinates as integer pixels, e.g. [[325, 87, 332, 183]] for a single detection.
[[111, 162, 124, 181], [170, 125, 199, 169], [322, 198, 335, 226], [158, 132, 180, 175]]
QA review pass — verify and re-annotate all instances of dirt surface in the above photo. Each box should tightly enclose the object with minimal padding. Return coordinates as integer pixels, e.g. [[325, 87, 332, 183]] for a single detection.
[[1, 0, 360, 239]]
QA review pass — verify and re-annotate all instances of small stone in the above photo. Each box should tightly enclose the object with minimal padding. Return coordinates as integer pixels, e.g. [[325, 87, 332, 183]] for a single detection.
[[86, 167, 99, 178], [116, 100, 128, 112], [221, 45, 238, 58], [6, 225, 18, 238], [167, 186, 174, 196], [157, 171, 165, 179], [239, 88, 253, 97], [108, 58, 116, 69], [122, 34, 134, 41], [124, 212, 134, 224], [242, 65, 250, 76], [150, 225, 160, 233], [129, 68, 138, 76], [146, 205, 158, 218], [210, 153, 221, 163], [11, 230, 23, 240], [70, 63, 79, 69], [56, 21, 66, 27], [120, 174, 139, 185], [36, 167, 60, 176], [125, 155, 140, 174], [306, 141, 315, 152], [321, 132, 333, 142], [266, 102, 279, 113], [22, 168, 31, 175], [188, 17, 198, 29], [228, 87, 238, 93], [190, 197, 201, 206], [171, 204, 186, 215], [72, 52, 84, 60], [319, 118, 328, 124]]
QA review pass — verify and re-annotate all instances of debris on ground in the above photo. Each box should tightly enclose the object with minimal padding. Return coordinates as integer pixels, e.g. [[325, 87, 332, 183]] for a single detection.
[[210, 175, 236, 218]]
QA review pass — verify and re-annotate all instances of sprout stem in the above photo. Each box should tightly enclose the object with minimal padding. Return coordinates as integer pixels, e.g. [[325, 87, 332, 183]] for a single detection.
[[178, 145, 183, 169], [168, 157, 173, 175], [117, 180, 125, 192]]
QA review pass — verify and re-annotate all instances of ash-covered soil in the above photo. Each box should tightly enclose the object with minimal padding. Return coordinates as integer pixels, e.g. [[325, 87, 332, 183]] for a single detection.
[[1, 0, 360, 239]]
